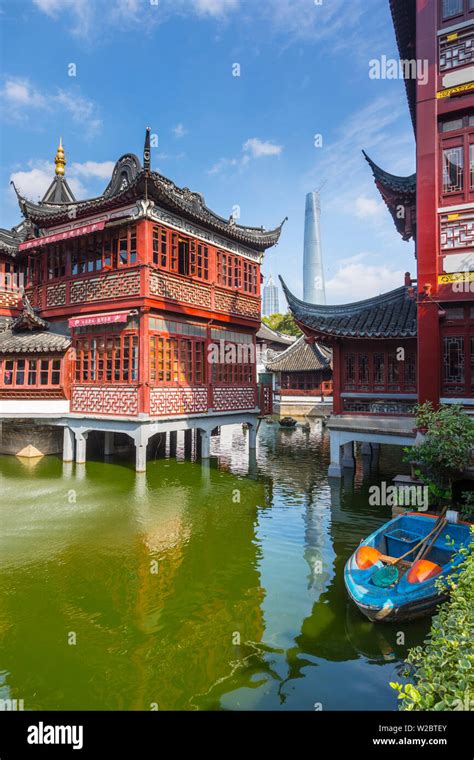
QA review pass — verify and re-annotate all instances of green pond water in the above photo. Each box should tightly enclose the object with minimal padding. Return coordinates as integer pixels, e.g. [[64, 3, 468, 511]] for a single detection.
[[0, 421, 431, 711]]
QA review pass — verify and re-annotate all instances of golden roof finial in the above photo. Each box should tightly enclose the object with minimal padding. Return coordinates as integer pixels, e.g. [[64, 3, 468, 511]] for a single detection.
[[54, 137, 66, 176]]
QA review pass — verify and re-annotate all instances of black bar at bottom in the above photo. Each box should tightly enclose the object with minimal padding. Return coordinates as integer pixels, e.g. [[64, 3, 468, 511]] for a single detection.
[[0, 710, 471, 757]]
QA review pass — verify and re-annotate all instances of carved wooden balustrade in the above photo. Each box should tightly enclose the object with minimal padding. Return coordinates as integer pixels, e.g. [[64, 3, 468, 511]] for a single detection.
[[27, 264, 261, 321]]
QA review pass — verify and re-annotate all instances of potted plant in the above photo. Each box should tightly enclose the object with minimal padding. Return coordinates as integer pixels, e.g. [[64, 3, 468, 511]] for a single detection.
[[412, 400, 435, 435]]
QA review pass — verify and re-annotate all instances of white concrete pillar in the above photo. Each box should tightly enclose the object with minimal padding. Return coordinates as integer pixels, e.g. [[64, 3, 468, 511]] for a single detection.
[[248, 424, 257, 450], [342, 441, 355, 469], [75, 432, 88, 464], [104, 431, 114, 457], [63, 427, 75, 463], [328, 432, 343, 478], [136, 444, 147, 472], [200, 430, 211, 459]]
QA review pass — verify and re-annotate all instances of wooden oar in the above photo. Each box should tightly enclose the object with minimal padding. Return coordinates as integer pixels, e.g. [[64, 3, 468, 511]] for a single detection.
[[386, 511, 448, 567], [415, 517, 448, 566], [409, 506, 449, 566], [372, 510, 449, 588]]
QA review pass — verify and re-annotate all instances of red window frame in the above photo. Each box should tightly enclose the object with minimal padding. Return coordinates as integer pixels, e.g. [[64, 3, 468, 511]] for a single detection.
[[441, 305, 474, 397], [342, 348, 417, 394], [439, 0, 474, 25], [281, 372, 323, 391], [74, 330, 139, 384], [149, 332, 206, 386], [211, 341, 255, 386], [0, 355, 62, 388], [152, 226, 210, 283], [216, 251, 258, 295], [439, 114, 474, 204], [51, 225, 139, 280]]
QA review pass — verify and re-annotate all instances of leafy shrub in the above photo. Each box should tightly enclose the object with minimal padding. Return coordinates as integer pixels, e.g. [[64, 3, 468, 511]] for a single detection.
[[406, 403, 474, 506], [390, 529, 474, 710]]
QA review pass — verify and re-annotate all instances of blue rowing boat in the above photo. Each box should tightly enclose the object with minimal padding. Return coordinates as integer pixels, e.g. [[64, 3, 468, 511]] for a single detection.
[[344, 513, 471, 622]]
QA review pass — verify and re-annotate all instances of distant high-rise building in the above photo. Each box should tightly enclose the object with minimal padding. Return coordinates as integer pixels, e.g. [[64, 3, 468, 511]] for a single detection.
[[303, 191, 326, 304], [262, 275, 280, 316]]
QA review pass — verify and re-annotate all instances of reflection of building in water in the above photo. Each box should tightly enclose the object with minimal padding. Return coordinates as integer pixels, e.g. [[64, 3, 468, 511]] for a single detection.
[[0, 462, 267, 710]]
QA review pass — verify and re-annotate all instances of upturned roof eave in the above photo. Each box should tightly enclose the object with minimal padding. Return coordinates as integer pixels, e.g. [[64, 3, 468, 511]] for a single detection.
[[14, 169, 286, 251], [362, 151, 416, 194], [279, 277, 417, 340]]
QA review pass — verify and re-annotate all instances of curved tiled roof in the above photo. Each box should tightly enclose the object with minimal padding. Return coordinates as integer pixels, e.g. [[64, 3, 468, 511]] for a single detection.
[[266, 335, 332, 372], [0, 330, 71, 353], [13, 150, 287, 252], [363, 151, 415, 194], [257, 322, 296, 346], [363, 151, 416, 242], [280, 277, 417, 340], [0, 222, 29, 256]]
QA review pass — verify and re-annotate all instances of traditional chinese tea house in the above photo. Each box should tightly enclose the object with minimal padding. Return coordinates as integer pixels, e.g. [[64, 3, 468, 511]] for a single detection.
[[0, 130, 284, 469]]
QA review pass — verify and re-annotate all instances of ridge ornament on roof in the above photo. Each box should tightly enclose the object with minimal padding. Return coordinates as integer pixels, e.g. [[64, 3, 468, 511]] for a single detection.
[[13, 129, 287, 252], [11, 294, 48, 332]]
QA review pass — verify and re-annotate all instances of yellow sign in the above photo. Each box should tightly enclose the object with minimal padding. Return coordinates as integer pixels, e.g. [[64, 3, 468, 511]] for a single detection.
[[447, 32, 458, 41], [437, 81, 474, 98], [447, 213, 460, 220], [438, 272, 474, 284]]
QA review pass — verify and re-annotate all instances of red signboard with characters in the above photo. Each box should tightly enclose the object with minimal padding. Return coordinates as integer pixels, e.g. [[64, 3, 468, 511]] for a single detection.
[[68, 311, 129, 328], [19, 221, 106, 251]]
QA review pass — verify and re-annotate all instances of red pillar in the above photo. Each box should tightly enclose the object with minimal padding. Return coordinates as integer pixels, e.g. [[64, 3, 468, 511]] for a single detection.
[[416, 0, 440, 405], [332, 341, 342, 414], [138, 306, 150, 415]]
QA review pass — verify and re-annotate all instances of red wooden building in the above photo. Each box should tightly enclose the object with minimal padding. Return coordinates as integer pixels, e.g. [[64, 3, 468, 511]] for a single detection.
[[281, 0, 474, 475], [0, 131, 284, 469]]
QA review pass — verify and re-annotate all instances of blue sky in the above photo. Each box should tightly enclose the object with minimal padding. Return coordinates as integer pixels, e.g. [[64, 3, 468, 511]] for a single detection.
[[0, 0, 416, 305]]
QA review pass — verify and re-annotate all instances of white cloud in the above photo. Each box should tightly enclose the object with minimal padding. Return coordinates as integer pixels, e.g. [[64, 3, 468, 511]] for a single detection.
[[9, 158, 117, 202], [55, 90, 102, 136], [69, 161, 116, 180], [325, 254, 404, 303], [2, 78, 46, 108], [31, 0, 379, 51], [209, 137, 282, 175], [1, 77, 102, 137], [11, 163, 86, 202], [32, 0, 93, 34], [32, 0, 65, 14], [243, 138, 282, 158], [172, 123, 187, 139], [194, 0, 239, 17], [31, 0, 238, 38], [354, 195, 385, 219], [208, 157, 238, 175]]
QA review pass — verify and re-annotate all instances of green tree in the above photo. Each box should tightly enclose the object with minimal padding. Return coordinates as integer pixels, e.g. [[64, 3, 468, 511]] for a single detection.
[[262, 312, 302, 337], [406, 403, 474, 505]]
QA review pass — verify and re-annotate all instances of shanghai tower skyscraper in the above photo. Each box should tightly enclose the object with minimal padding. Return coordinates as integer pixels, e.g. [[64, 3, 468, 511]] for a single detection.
[[303, 191, 326, 304]]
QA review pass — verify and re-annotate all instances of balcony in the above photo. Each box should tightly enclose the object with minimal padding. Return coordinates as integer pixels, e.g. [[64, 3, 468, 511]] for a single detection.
[[28, 265, 261, 322]]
